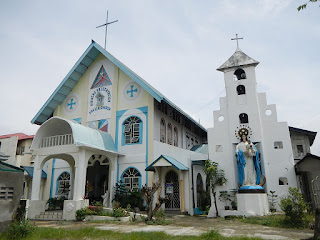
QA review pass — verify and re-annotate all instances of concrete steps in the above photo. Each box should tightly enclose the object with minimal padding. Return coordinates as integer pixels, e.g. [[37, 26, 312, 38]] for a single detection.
[[34, 210, 63, 221]]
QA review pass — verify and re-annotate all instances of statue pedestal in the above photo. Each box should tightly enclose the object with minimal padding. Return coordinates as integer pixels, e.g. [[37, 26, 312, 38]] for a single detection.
[[237, 193, 269, 217]]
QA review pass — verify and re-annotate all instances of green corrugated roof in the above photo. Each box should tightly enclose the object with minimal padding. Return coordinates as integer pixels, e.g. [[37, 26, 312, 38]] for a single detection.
[[146, 155, 188, 171], [0, 161, 24, 172]]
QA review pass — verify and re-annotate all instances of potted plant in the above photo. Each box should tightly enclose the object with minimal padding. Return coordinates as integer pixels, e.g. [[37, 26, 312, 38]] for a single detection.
[[268, 190, 278, 212], [230, 189, 237, 210], [219, 191, 231, 210]]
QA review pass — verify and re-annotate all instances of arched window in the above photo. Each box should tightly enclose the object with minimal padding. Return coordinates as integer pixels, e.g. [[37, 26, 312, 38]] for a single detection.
[[122, 167, 141, 191], [237, 85, 246, 95], [57, 172, 70, 197], [123, 116, 142, 144], [173, 127, 178, 147], [234, 68, 246, 80], [239, 113, 249, 124], [167, 123, 172, 145], [160, 118, 166, 143]]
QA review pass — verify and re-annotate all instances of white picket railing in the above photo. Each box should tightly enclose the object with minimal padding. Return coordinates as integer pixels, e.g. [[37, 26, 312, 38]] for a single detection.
[[40, 134, 74, 148]]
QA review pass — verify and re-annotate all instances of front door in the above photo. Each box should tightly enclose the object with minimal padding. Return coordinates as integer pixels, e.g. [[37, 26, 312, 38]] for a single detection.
[[165, 171, 180, 210], [86, 155, 109, 203]]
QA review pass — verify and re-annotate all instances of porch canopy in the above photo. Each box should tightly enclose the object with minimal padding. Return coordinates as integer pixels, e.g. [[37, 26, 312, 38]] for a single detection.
[[31, 117, 119, 155], [146, 155, 188, 172]]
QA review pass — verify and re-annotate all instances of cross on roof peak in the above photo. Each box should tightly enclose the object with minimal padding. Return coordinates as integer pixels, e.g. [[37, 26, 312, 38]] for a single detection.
[[231, 34, 243, 51], [96, 10, 118, 49]]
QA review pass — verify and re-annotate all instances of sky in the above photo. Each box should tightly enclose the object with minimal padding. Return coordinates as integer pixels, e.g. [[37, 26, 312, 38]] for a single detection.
[[0, 0, 319, 155]]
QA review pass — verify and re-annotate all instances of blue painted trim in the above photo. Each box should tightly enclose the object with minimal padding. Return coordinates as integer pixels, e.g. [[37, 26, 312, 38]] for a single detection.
[[120, 166, 142, 189], [137, 106, 148, 114], [121, 115, 143, 146], [55, 171, 71, 195], [142, 107, 149, 186], [93, 43, 163, 103], [49, 158, 56, 198], [239, 185, 264, 190], [31, 43, 98, 124], [31, 41, 206, 134]]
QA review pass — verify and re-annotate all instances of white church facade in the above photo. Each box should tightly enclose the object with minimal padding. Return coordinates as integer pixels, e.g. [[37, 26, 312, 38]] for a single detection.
[[27, 40, 300, 220]]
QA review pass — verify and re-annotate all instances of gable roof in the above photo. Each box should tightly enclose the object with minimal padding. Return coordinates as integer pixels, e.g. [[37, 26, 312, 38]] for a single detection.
[[295, 153, 320, 167], [0, 133, 34, 140], [289, 126, 317, 146], [217, 49, 259, 71], [22, 166, 47, 178], [145, 155, 188, 171], [31, 41, 206, 132]]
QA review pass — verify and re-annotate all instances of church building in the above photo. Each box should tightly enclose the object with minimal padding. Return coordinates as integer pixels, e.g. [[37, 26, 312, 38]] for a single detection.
[[28, 40, 208, 220], [26, 37, 312, 220]]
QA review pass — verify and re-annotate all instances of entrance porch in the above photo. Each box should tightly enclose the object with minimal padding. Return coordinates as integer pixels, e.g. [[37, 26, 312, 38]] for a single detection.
[[28, 117, 121, 220]]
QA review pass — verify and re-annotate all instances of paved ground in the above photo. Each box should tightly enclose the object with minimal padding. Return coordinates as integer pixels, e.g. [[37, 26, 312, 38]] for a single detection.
[[34, 214, 314, 240]]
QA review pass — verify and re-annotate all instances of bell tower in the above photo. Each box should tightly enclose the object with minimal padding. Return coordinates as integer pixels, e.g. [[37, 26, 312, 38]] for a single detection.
[[207, 35, 297, 217]]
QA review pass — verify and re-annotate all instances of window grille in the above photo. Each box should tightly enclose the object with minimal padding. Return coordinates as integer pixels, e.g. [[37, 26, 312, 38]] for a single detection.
[[123, 117, 142, 144]]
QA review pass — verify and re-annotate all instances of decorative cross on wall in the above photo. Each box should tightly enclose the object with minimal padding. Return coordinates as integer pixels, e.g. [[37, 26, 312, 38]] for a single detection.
[[67, 98, 76, 110], [127, 85, 138, 98]]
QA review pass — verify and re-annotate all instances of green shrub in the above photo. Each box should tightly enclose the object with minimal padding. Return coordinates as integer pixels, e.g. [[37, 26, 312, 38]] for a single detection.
[[47, 197, 66, 210], [75, 208, 96, 221], [112, 207, 127, 218], [113, 181, 145, 210], [4, 220, 36, 239], [280, 187, 309, 227]]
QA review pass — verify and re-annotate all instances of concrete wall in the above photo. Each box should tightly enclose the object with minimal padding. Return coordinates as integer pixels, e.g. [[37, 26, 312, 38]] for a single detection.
[[290, 131, 311, 162], [0, 136, 18, 166], [208, 62, 297, 214], [0, 171, 24, 233]]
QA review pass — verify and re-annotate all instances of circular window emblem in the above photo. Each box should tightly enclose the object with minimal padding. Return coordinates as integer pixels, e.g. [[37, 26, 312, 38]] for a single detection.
[[123, 82, 141, 101], [64, 95, 79, 113]]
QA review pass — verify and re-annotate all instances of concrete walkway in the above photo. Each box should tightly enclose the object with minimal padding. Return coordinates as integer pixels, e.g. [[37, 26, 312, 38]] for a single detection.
[[33, 215, 314, 240]]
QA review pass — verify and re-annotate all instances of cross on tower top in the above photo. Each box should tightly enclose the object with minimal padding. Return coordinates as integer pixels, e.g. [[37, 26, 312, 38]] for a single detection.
[[96, 10, 118, 49], [231, 34, 243, 51]]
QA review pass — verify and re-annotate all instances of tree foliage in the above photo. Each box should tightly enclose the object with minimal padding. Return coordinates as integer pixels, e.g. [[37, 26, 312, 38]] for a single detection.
[[203, 160, 227, 217], [280, 187, 309, 227], [298, 0, 319, 11]]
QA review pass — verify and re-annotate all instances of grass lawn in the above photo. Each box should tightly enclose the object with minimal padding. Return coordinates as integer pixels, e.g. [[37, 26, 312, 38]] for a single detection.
[[0, 226, 263, 240], [227, 213, 314, 229]]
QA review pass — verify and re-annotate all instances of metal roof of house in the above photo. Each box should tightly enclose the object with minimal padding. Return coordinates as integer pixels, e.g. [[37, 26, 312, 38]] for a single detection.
[[0, 133, 34, 140], [190, 144, 208, 154], [0, 161, 24, 172], [145, 155, 188, 171], [31, 40, 206, 132], [32, 117, 118, 154], [22, 166, 47, 178], [289, 126, 317, 146], [66, 118, 118, 153], [217, 49, 259, 71]]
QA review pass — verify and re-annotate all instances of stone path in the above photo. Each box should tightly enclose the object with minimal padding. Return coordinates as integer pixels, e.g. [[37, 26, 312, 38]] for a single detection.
[[34, 215, 314, 240]]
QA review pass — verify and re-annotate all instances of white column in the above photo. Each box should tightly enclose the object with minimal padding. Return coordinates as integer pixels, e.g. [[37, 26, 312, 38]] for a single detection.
[[69, 164, 75, 199], [30, 155, 43, 200], [73, 149, 87, 200], [109, 155, 118, 207], [188, 158, 194, 216]]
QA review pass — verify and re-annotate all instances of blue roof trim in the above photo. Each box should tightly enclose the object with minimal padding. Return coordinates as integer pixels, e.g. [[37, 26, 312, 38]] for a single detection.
[[22, 166, 47, 178], [31, 41, 207, 132], [146, 154, 188, 171]]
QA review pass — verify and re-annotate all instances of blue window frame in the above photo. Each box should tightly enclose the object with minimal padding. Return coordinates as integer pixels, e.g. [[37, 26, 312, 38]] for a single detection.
[[121, 167, 142, 191], [122, 116, 142, 145], [56, 171, 71, 197]]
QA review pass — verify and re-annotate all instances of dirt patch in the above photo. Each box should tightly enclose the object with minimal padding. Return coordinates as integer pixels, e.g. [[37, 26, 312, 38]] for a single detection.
[[33, 215, 314, 240]]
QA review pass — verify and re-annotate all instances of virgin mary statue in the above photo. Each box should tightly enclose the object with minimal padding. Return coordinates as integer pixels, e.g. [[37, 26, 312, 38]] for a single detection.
[[236, 133, 261, 187]]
